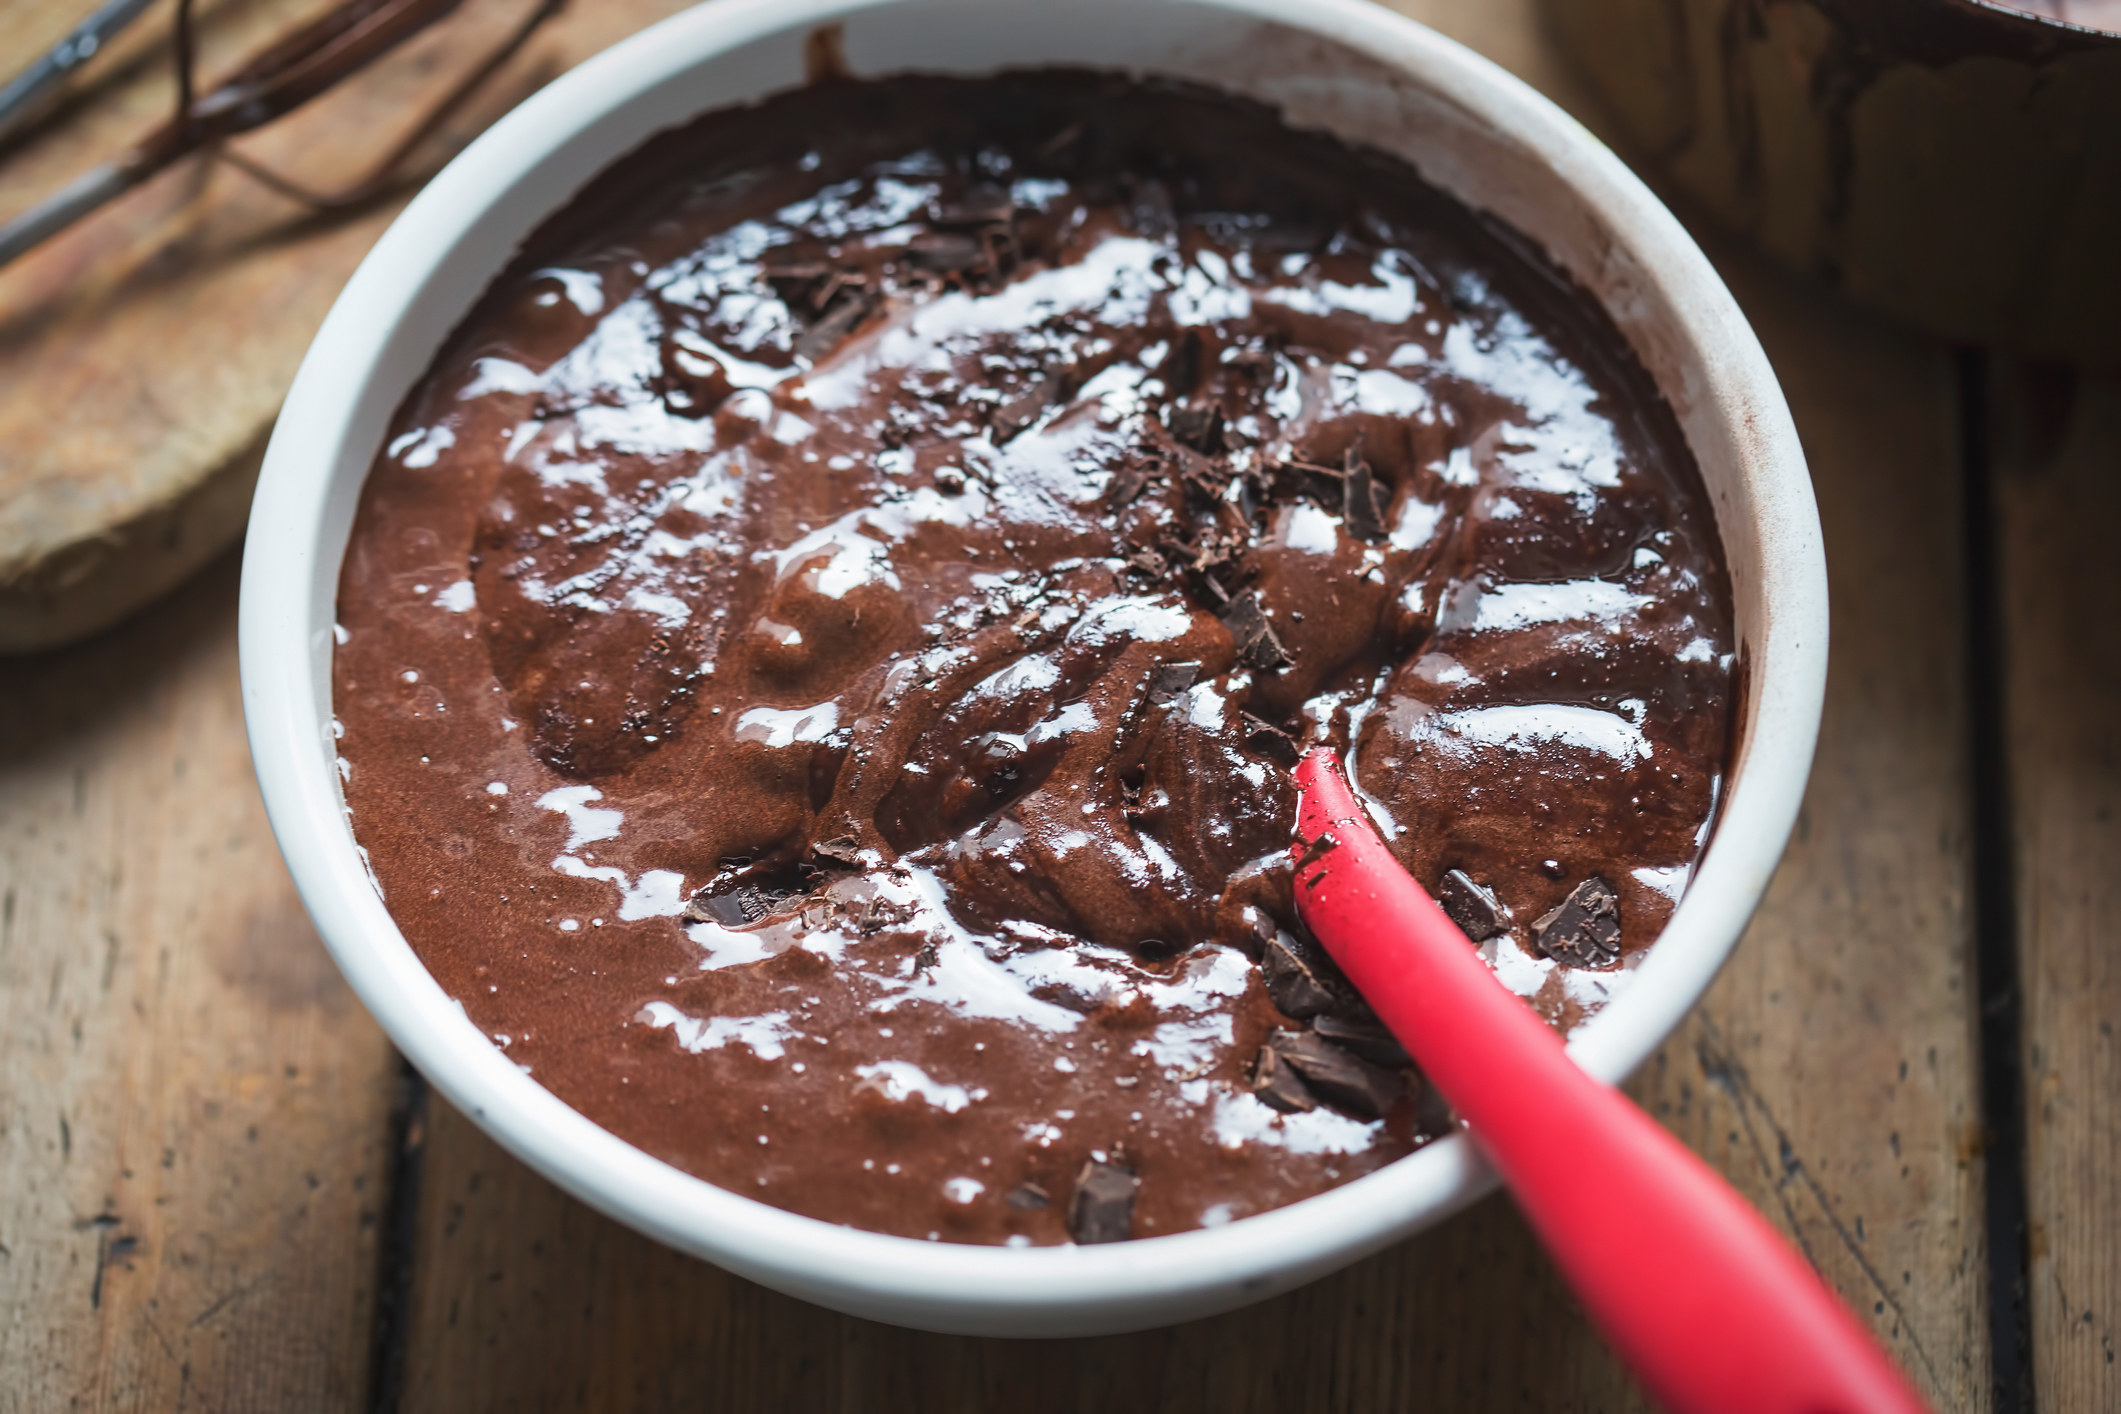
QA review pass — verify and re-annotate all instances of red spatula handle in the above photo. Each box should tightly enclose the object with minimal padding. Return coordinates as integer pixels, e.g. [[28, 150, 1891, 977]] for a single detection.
[[1291, 751, 1929, 1414]]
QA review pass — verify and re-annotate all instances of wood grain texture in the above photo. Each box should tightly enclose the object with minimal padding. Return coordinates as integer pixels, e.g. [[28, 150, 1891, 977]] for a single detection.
[[0, 554, 401, 1412], [395, 1098, 1642, 1414], [382, 5, 1991, 1411], [1635, 250, 1990, 1411], [1995, 367, 2121, 1410], [0, 0, 701, 652]]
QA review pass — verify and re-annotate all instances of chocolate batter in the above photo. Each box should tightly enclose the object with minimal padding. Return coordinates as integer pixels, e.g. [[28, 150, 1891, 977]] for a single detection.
[[333, 72, 1734, 1244]]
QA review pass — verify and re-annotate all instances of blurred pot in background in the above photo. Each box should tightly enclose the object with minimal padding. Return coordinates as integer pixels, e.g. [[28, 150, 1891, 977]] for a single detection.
[[1541, 0, 2121, 367]]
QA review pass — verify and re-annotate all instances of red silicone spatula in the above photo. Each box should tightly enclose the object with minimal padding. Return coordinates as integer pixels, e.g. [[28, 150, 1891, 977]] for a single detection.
[[1290, 749, 1930, 1414]]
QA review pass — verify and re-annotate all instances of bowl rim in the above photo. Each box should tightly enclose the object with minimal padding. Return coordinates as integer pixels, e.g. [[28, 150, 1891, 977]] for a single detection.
[[239, 0, 1826, 1335]]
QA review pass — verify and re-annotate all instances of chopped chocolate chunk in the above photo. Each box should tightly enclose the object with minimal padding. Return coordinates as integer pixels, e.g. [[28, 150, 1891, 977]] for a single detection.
[[1250, 1041, 1318, 1113], [813, 835, 863, 867], [1167, 402, 1226, 454], [1341, 448, 1389, 542], [1006, 1181, 1051, 1210], [1174, 447, 1232, 508], [1262, 929, 1357, 1019], [791, 289, 877, 361], [1241, 711, 1300, 767], [683, 883, 773, 927], [1269, 1029, 1402, 1119], [1219, 592, 1291, 672], [1146, 661, 1200, 707], [906, 229, 986, 273], [1438, 868, 1508, 942], [1531, 875, 1623, 968], [857, 896, 916, 936], [759, 258, 831, 308], [1312, 1012, 1411, 1068], [1033, 980, 1104, 1013], [1067, 1159, 1139, 1244], [1107, 459, 1153, 508], [776, 267, 865, 320]]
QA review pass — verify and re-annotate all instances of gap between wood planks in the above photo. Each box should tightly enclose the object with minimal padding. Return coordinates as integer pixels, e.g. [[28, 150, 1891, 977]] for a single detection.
[[369, 1059, 428, 1414], [1959, 348, 2035, 1414]]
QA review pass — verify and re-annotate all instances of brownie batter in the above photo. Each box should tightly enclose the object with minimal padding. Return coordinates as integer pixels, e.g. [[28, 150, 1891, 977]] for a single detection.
[[333, 72, 1735, 1245]]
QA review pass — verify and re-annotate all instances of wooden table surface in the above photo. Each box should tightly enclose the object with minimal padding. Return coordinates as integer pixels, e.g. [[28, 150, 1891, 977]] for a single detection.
[[2, 2, 2113, 1410]]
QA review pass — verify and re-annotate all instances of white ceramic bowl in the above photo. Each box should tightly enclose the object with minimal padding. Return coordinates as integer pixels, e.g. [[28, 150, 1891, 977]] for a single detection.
[[240, 0, 1826, 1337]]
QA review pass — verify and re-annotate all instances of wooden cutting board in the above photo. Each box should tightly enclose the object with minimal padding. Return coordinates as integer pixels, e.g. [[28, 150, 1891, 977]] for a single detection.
[[0, 0, 698, 654]]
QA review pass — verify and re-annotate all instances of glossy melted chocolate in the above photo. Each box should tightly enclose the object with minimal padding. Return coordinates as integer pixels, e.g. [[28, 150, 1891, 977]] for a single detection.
[[333, 72, 1735, 1244]]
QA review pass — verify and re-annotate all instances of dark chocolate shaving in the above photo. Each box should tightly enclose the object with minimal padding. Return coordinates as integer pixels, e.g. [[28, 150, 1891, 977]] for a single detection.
[[683, 884, 772, 927], [792, 288, 878, 362], [1312, 1012, 1411, 1068], [1262, 929, 1357, 1020], [1530, 875, 1622, 968], [857, 896, 916, 936], [1107, 459, 1153, 508], [812, 835, 864, 867], [1032, 980, 1105, 1014], [1219, 592, 1291, 672], [761, 259, 832, 308], [1268, 1029, 1401, 1119], [1240, 712, 1300, 767], [1341, 447, 1390, 542], [1067, 1159, 1139, 1244], [1173, 445, 1232, 509], [1167, 401, 1226, 454], [1437, 868, 1508, 942], [1250, 1042, 1318, 1114], [1006, 1181, 1051, 1210]]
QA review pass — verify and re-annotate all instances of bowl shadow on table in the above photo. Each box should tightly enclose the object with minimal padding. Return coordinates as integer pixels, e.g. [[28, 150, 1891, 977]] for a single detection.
[[392, 1092, 1647, 1413]]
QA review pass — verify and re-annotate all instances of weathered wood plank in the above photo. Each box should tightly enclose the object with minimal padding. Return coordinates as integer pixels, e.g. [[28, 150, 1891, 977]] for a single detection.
[[385, 6, 1990, 1411], [396, 1098, 1639, 1414], [1636, 249, 1990, 1411], [0, 555, 402, 1413], [1994, 366, 2121, 1410]]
